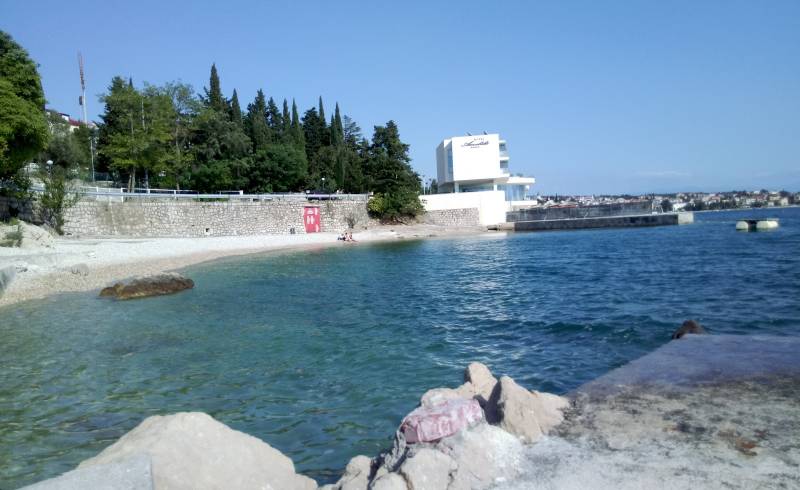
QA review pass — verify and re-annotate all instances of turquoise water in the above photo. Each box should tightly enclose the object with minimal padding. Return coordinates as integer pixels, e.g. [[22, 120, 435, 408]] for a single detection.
[[1, 208, 799, 488]]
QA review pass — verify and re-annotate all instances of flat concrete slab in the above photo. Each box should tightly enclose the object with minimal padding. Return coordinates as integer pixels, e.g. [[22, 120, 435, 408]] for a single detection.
[[499, 335, 800, 489]]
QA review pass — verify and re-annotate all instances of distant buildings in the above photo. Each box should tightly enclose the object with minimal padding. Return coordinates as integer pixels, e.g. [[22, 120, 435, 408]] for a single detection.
[[435, 134, 535, 202]]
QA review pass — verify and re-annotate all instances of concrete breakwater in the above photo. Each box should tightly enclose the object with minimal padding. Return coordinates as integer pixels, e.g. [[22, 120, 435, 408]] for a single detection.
[[508, 212, 694, 232]]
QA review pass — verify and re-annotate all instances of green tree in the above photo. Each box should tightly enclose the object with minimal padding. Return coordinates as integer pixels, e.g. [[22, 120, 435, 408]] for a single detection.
[[0, 31, 48, 182], [189, 108, 251, 192], [365, 121, 422, 220], [290, 99, 304, 148], [229, 89, 243, 127], [331, 102, 344, 147], [246, 90, 270, 152], [281, 99, 291, 137], [205, 63, 226, 112], [40, 111, 90, 173], [267, 97, 282, 137]]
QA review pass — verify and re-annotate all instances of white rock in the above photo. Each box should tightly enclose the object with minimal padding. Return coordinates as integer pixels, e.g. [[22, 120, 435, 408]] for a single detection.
[[529, 390, 570, 434], [370, 472, 408, 490], [488, 376, 543, 442], [335, 455, 371, 490], [464, 363, 497, 403], [79, 412, 317, 490], [399, 448, 456, 490], [436, 423, 524, 490]]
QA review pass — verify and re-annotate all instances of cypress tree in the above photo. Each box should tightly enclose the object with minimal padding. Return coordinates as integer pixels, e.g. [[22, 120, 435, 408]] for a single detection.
[[206, 63, 226, 112], [267, 97, 281, 135], [332, 102, 344, 147], [282, 99, 291, 135], [317, 96, 325, 125], [229, 89, 243, 126], [290, 99, 304, 147], [246, 89, 270, 151]]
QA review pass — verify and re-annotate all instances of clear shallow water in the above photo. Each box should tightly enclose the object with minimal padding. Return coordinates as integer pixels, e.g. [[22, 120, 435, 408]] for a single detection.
[[1, 208, 799, 487]]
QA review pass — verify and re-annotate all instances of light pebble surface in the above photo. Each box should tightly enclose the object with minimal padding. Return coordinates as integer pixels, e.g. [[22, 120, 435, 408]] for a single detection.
[[0, 224, 489, 308]]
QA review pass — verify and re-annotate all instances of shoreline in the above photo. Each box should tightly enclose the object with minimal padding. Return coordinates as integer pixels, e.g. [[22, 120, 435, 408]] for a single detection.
[[0, 224, 491, 308]]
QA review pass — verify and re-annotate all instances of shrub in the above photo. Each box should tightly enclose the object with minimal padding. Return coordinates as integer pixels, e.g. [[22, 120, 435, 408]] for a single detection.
[[368, 190, 423, 222], [39, 167, 80, 235]]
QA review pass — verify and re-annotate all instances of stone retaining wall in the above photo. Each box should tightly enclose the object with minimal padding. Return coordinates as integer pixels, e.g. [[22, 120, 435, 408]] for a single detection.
[[422, 208, 480, 228], [0, 196, 372, 237]]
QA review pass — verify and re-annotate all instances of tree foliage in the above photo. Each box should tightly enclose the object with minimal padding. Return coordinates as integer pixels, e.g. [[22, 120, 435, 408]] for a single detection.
[[0, 31, 48, 181], [89, 63, 423, 218]]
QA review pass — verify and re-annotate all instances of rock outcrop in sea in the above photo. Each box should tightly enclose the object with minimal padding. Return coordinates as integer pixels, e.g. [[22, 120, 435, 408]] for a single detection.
[[324, 361, 569, 490], [99, 272, 194, 300], [26, 362, 567, 490]]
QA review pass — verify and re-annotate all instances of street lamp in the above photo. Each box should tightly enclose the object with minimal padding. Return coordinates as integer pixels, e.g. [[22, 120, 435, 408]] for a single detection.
[[321, 177, 326, 194]]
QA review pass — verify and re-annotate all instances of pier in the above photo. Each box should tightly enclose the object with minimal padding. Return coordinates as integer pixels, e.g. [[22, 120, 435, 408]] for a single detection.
[[498, 212, 693, 232]]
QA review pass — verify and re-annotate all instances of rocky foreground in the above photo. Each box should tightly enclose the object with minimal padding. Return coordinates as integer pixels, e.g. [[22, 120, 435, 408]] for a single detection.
[[26, 362, 568, 490]]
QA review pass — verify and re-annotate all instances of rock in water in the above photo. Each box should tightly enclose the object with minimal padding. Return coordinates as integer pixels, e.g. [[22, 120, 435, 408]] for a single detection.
[[464, 362, 498, 404], [78, 412, 317, 490], [485, 376, 569, 443], [99, 272, 194, 300], [672, 319, 708, 339]]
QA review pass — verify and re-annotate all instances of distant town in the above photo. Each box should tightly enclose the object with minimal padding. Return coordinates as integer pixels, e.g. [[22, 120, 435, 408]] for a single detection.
[[526, 190, 799, 211]]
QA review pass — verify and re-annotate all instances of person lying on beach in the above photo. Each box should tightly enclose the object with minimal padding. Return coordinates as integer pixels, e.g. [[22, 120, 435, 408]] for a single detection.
[[346, 232, 357, 242], [338, 232, 347, 241]]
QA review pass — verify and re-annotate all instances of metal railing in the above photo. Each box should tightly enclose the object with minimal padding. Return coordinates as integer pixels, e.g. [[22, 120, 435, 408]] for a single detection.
[[25, 184, 370, 203]]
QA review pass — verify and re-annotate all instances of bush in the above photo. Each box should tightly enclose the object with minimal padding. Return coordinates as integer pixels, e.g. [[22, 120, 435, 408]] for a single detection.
[[39, 166, 80, 234], [368, 190, 423, 222]]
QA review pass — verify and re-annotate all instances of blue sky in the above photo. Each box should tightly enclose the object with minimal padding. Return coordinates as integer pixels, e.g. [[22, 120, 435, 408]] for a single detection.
[[3, 0, 799, 194]]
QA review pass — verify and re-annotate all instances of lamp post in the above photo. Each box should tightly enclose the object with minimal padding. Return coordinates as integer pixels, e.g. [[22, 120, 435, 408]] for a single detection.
[[321, 177, 326, 194]]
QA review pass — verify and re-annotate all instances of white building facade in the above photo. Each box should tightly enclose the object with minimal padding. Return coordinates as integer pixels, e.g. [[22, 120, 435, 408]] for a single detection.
[[435, 134, 534, 201]]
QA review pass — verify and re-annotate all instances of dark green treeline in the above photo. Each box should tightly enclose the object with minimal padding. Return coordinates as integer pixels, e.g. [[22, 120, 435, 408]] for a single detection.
[[95, 64, 421, 198]]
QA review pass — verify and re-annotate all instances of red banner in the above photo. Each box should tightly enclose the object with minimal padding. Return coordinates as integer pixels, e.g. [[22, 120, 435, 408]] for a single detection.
[[304, 206, 321, 233]]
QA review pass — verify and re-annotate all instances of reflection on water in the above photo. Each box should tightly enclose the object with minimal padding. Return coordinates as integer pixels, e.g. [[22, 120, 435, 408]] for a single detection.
[[1, 208, 799, 487]]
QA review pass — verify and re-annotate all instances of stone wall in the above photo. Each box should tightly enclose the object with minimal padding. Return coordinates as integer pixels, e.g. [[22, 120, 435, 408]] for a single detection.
[[422, 208, 481, 227], [0, 196, 371, 237]]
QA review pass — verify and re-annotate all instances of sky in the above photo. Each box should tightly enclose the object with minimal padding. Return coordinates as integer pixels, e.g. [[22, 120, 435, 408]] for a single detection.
[[3, 0, 799, 194]]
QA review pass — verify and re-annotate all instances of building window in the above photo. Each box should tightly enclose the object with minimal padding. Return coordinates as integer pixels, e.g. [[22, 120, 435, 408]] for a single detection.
[[447, 148, 453, 179]]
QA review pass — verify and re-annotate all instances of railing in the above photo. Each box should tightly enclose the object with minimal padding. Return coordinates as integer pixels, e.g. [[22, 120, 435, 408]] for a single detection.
[[25, 184, 370, 202]]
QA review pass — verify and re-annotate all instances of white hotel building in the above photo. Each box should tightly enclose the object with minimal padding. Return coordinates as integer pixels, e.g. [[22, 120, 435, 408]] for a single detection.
[[435, 134, 534, 201], [423, 133, 535, 225]]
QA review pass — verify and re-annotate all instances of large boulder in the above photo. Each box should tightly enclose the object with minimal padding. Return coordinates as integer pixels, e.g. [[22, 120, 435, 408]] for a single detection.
[[435, 423, 524, 490], [323, 455, 372, 490], [79, 412, 317, 490], [398, 448, 456, 490], [485, 376, 568, 443], [99, 272, 194, 300], [370, 473, 407, 490]]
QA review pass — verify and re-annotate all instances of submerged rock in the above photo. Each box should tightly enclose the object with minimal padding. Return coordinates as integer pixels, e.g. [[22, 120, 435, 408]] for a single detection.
[[672, 319, 708, 339], [99, 272, 194, 300], [79, 412, 316, 490]]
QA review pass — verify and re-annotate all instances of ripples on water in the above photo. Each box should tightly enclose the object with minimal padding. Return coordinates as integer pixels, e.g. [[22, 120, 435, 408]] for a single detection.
[[1, 208, 799, 486]]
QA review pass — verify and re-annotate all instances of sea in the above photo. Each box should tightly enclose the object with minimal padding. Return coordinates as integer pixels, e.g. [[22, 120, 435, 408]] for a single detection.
[[1, 207, 798, 488]]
